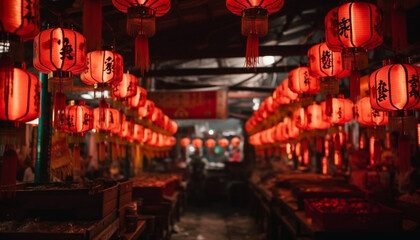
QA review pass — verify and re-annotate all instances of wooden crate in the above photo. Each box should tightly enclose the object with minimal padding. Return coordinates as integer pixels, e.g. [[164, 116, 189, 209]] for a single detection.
[[10, 183, 118, 220]]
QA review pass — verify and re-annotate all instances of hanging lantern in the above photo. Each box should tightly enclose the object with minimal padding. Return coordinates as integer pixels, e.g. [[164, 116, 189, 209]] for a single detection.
[[112, 73, 138, 99], [128, 86, 147, 108], [138, 99, 155, 119], [168, 120, 178, 135], [180, 137, 190, 147], [325, 2, 382, 101], [150, 107, 163, 125], [0, 68, 40, 122], [231, 137, 240, 147], [369, 63, 420, 111], [94, 100, 120, 132], [226, 0, 284, 69], [132, 124, 144, 142], [112, 0, 171, 75], [279, 78, 298, 101], [80, 50, 123, 86], [218, 138, 229, 148], [273, 86, 291, 106], [192, 138, 203, 148], [33, 27, 87, 76], [321, 97, 354, 125], [306, 103, 330, 130], [325, 2, 382, 68], [205, 139, 216, 149], [0, 0, 40, 40], [64, 100, 93, 134], [355, 97, 388, 126], [284, 117, 299, 139], [293, 107, 308, 130], [120, 118, 135, 139], [112, 112, 125, 135], [288, 67, 320, 95], [141, 127, 152, 143], [274, 122, 287, 142]]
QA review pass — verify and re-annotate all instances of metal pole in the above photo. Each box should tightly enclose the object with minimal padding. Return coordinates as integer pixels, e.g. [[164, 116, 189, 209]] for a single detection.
[[35, 73, 51, 183]]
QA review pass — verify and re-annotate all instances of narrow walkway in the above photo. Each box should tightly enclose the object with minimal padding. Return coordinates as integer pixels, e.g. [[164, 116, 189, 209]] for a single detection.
[[171, 203, 264, 240]]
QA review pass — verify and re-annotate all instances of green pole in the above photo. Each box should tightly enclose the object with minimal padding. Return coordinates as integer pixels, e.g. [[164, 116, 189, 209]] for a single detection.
[[35, 73, 51, 183]]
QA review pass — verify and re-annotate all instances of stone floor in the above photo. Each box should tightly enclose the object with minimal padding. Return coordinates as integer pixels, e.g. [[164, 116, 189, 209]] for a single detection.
[[171, 202, 264, 240]]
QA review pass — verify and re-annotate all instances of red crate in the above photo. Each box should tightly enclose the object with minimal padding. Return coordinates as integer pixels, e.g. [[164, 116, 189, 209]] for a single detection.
[[304, 198, 402, 232]]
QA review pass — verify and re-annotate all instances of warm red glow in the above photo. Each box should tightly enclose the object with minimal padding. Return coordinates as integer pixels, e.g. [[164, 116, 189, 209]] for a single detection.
[[180, 137, 190, 147], [307, 42, 348, 78], [321, 97, 353, 125], [94, 102, 120, 132], [138, 99, 155, 118], [418, 124, 420, 147], [0, 68, 40, 122], [293, 107, 307, 130], [288, 67, 320, 94], [284, 116, 299, 139], [231, 137, 241, 147], [226, 0, 284, 15], [218, 138, 229, 148], [64, 101, 93, 134], [369, 64, 420, 111], [325, 3, 382, 51], [128, 86, 147, 108], [355, 97, 388, 126], [0, 0, 39, 40], [80, 50, 123, 85], [322, 157, 328, 175], [307, 103, 330, 130], [369, 136, 375, 166], [192, 138, 203, 148], [34, 28, 87, 74], [112, 73, 138, 99], [334, 151, 341, 167], [279, 78, 298, 101], [205, 139, 216, 148], [112, 0, 171, 16]]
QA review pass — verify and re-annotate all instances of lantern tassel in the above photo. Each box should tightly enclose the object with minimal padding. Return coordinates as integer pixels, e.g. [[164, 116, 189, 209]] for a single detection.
[[83, 0, 103, 52], [350, 70, 360, 102], [54, 90, 66, 130], [326, 94, 333, 117], [135, 35, 149, 76], [391, 10, 407, 51], [246, 33, 259, 70], [0, 146, 18, 199]]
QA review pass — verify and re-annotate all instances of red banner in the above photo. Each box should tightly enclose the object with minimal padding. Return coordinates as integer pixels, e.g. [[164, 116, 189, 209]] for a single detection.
[[148, 87, 228, 119]]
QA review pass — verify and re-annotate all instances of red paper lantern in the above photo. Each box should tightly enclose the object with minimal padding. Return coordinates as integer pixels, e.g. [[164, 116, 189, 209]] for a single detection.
[[180, 137, 190, 147], [138, 99, 155, 118], [274, 122, 287, 142], [120, 118, 134, 139], [272, 86, 291, 105], [284, 117, 299, 139], [64, 100, 93, 134], [112, 73, 138, 99], [192, 138, 203, 148], [150, 107, 162, 124], [111, 112, 125, 135], [293, 107, 307, 130], [261, 128, 275, 145], [355, 97, 388, 126], [168, 120, 178, 135], [321, 97, 354, 125], [128, 86, 147, 108], [231, 137, 240, 147], [33, 28, 87, 75], [94, 101, 120, 131], [226, 0, 284, 69], [205, 139, 216, 149], [0, 0, 40, 40], [307, 42, 348, 80], [218, 138, 229, 148], [279, 78, 298, 101], [80, 50, 123, 86], [0, 68, 40, 122], [112, 0, 171, 75], [142, 127, 152, 143], [133, 124, 144, 142], [307, 103, 330, 130], [369, 63, 420, 111], [288, 67, 320, 95], [325, 3, 382, 53]]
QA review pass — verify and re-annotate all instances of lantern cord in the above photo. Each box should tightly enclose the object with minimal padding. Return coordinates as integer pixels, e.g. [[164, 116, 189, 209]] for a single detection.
[[0, 146, 17, 199], [246, 33, 259, 70], [135, 35, 149, 76]]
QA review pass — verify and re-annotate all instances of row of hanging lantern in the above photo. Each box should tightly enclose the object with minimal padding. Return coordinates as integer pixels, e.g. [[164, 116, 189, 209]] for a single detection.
[[246, 1, 420, 173], [180, 137, 241, 149]]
